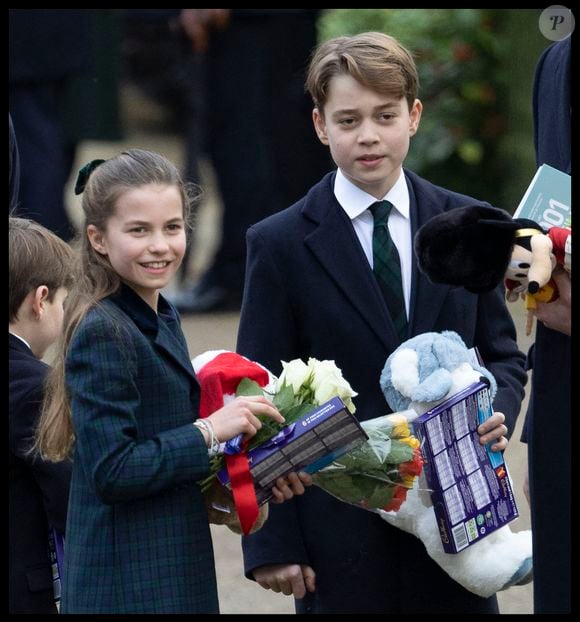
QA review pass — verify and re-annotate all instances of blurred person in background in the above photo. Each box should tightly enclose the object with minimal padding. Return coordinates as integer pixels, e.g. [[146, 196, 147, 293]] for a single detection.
[[169, 9, 331, 312], [9, 9, 122, 242]]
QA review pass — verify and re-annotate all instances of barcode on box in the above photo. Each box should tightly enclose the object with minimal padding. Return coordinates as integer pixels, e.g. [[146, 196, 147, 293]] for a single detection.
[[452, 522, 469, 552]]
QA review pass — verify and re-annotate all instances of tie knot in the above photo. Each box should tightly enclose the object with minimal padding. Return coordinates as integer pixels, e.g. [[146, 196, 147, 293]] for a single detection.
[[370, 200, 394, 224]]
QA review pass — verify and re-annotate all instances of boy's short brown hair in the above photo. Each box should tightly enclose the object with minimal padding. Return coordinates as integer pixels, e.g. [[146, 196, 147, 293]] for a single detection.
[[306, 31, 419, 113], [9, 217, 75, 322]]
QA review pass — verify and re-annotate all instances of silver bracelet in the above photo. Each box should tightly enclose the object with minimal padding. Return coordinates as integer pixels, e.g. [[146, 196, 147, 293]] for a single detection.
[[193, 418, 221, 456]]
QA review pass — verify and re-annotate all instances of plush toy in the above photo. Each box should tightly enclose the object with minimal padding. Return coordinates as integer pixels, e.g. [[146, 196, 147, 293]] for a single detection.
[[378, 330, 533, 598], [191, 350, 277, 535], [414, 204, 571, 334]]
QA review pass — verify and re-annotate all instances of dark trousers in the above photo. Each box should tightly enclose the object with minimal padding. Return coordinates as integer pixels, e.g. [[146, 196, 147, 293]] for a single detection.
[[205, 13, 331, 292], [9, 82, 76, 241]]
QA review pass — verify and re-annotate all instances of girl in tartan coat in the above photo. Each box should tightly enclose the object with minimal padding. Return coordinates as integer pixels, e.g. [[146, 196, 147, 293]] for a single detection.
[[34, 149, 310, 613]]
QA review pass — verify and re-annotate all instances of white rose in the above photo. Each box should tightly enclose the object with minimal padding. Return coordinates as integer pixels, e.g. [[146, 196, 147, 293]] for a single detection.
[[277, 359, 312, 393], [308, 358, 358, 413]]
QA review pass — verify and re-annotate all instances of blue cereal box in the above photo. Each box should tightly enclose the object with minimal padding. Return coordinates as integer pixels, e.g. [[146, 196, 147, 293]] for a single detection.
[[217, 396, 368, 505], [413, 382, 519, 553]]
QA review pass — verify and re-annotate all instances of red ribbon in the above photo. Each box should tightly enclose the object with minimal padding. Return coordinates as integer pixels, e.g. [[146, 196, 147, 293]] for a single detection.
[[225, 441, 259, 535]]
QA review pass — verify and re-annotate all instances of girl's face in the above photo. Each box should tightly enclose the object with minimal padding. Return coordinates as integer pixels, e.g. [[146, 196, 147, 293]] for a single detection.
[[88, 183, 186, 310], [312, 74, 422, 199]]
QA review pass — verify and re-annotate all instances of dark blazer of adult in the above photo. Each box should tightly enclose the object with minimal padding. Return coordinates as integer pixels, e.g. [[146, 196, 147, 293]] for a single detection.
[[237, 169, 527, 614], [526, 36, 571, 615], [9, 333, 72, 614], [61, 285, 218, 614]]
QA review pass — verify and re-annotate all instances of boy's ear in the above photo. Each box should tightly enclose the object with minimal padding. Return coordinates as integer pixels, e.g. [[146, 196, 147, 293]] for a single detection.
[[409, 99, 422, 136], [87, 224, 107, 255], [31, 285, 50, 320], [312, 108, 329, 145]]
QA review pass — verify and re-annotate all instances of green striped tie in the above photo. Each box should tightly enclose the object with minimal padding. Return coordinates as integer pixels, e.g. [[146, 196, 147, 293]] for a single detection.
[[370, 200, 408, 341]]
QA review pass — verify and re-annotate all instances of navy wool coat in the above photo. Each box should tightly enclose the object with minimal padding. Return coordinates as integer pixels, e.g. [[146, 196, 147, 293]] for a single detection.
[[9, 333, 71, 613], [61, 285, 218, 614], [526, 37, 571, 614], [237, 170, 527, 614]]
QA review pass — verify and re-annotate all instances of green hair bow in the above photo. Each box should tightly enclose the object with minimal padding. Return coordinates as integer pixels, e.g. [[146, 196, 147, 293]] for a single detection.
[[74, 159, 106, 195]]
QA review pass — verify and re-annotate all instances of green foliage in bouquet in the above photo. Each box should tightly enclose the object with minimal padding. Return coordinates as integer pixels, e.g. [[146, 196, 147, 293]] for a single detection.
[[312, 412, 423, 513]]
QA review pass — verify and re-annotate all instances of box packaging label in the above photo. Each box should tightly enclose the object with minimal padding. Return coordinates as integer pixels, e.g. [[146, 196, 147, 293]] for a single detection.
[[413, 382, 519, 553], [217, 396, 368, 505]]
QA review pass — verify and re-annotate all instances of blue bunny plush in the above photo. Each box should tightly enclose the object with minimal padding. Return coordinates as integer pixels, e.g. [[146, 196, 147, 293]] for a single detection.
[[377, 331, 532, 598], [380, 330, 496, 415]]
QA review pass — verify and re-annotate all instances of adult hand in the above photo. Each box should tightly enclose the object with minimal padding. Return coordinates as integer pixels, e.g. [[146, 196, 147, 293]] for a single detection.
[[533, 267, 571, 336], [178, 9, 231, 53], [253, 563, 316, 599], [477, 411, 508, 452]]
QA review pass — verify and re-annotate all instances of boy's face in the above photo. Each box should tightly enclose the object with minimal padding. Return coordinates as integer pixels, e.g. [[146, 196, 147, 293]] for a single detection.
[[313, 74, 422, 199]]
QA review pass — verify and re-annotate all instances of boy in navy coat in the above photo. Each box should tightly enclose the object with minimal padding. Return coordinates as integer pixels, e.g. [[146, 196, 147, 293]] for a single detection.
[[9, 217, 73, 613], [237, 32, 528, 614]]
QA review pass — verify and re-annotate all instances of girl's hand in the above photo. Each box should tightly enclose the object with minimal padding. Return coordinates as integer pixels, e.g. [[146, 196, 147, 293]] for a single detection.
[[477, 411, 508, 452], [206, 395, 284, 443], [270, 471, 313, 503]]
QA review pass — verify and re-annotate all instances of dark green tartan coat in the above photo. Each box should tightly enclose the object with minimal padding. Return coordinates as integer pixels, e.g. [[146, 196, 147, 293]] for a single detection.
[[61, 285, 219, 613]]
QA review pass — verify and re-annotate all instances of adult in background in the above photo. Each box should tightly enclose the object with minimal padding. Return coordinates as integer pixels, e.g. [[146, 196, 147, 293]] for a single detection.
[[523, 34, 571, 614], [171, 9, 331, 312]]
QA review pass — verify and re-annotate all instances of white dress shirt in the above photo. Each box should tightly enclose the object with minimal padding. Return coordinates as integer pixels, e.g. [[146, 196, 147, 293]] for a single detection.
[[333, 168, 412, 318]]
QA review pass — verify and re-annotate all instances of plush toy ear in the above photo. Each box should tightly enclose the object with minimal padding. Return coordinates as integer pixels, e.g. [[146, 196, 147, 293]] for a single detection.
[[415, 204, 520, 292], [380, 348, 419, 412], [527, 233, 554, 293]]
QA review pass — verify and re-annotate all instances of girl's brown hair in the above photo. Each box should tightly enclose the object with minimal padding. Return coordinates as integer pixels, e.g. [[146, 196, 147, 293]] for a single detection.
[[35, 149, 199, 461], [306, 31, 419, 114]]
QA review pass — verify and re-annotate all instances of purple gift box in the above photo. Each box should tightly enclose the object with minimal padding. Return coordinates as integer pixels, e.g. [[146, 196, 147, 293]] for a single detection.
[[217, 396, 368, 505], [413, 382, 519, 553]]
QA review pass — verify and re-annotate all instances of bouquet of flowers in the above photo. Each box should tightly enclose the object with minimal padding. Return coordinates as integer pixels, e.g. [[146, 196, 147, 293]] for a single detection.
[[312, 412, 423, 513], [192, 351, 423, 534]]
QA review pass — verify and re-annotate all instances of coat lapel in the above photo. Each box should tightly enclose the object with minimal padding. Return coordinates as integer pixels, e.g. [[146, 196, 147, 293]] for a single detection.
[[302, 174, 400, 350], [109, 285, 198, 386], [406, 170, 450, 336]]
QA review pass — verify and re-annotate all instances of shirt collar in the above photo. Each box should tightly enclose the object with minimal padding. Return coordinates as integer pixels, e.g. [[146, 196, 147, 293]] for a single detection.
[[334, 168, 410, 220], [9, 331, 31, 350]]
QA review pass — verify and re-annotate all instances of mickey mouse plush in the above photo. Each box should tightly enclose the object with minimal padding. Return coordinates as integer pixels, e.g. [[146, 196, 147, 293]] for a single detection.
[[414, 204, 571, 334]]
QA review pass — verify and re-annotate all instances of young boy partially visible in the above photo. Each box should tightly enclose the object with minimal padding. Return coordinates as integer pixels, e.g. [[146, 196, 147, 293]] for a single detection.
[[9, 217, 74, 613], [236, 32, 527, 614]]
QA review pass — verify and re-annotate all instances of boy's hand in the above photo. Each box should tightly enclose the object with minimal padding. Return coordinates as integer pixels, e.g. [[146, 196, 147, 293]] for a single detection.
[[270, 471, 313, 503], [253, 563, 316, 599], [477, 411, 508, 452]]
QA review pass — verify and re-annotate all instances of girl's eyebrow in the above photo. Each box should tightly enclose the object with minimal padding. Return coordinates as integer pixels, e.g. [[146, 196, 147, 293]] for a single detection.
[[124, 217, 184, 226]]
